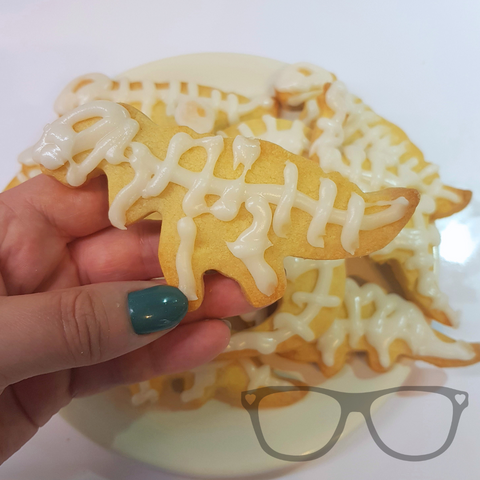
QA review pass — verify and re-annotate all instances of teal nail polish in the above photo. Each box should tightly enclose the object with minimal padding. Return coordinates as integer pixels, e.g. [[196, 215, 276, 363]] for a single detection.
[[128, 285, 188, 335]]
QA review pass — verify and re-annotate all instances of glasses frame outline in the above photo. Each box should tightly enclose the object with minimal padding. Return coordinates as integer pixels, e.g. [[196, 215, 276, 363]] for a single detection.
[[241, 385, 468, 462]]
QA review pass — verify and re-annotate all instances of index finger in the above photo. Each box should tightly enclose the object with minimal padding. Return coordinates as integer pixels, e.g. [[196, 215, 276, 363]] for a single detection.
[[2, 174, 110, 241]]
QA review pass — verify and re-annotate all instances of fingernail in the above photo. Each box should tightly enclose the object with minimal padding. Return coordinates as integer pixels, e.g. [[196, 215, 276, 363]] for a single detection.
[[128, 285, 188, 335], [221, 319, 232, 330]]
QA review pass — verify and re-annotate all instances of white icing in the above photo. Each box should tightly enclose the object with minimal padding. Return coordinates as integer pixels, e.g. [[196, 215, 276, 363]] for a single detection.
[[54, 73, 273, 128], [236, 115, 310, 155], [176, 217, 198, 300], [272, 161, 298, 238], [373, 194, 458, 325], [225, 259, 343, 354], [208, 135, 259, 222], [54, 73, 113, 115], [180, 361, 226, 403], [341, 192, 365, 255], [261, 353, 326, 384], [302, 98, 321, 126], [232, 134, 261, 170], [181, 135, 226, 218], [31, 101, 409, 298], [16, 167, 42, 183], [174, 97, 215, 133], [297, 73, 459, 324], [309, 80, 460, 203], [306, 178, 337, 248], [18, 146, 36, 166], [318, 279, 474, 368], [239, 359, 292, 390], [131, 381, 159, 406], [227, 195, 277, 296], [272, 368, 308, 383], [28, 168, 42, 178], [16, 172, 28, 183], [239, 309, 269, 326], [274, 63, 333, 107], [178, 359, 290, 403]]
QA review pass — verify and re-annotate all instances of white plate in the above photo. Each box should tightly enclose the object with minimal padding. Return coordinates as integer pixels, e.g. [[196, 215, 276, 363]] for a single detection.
[[60, 53, 413, 478]]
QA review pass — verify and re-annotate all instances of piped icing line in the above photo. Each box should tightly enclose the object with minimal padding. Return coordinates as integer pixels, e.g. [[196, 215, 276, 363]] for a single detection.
[[31, 101, 409, 300], [274, 62, 334, 107], [239, 359, 292, 390], [259, 353, 321, 384], [180, 361, 227, 403], [291, 75, 458, 321], [54, 73, 274, 132], [301, 98, 321, 127], [318, 279, 474, 369], [372, 194, 458, 325], [176, 217, 198, 300], [131, 381, 159, 406], [306, 178, 337, 248], [309, 80, 461, 203], [227, 195, 277, 296], [272, 161, 298, 238], [225, 259, 343, 354], [177, 359, 292, 403], [18, 146, 36, 166], [174, 97, 216, 134], [12, 147, 46, 183], [234, 114, 310, 155], [15, 166, 42, 183], [341, 193, 365, 255], [16, 172, 28, 183], [27, 168, 41, 178]]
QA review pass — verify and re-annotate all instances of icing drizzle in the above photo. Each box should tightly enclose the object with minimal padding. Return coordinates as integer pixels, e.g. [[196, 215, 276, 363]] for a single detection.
[[235, 114, 310, 155], [31, 101, 408, 300], [179, 359, 291, 403], [180, 361, 227, 403], [274, 62, 334, 107], [373, 194, 458, 325], [318, 279, 474, 368], [301, 76, 461, 326], [225, 259, 343, 354], [131, 381, 159, 406], [54, 73, 274, 133], [10, 64, 474, 409], [309, 80, 460, 203]]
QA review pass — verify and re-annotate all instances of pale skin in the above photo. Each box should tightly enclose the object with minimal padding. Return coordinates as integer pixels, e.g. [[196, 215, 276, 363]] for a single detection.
[[0, 174, 254, 463]]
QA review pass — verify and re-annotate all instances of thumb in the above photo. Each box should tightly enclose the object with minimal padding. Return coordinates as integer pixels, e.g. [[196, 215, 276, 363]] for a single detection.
[[0, 282, 188, 387]]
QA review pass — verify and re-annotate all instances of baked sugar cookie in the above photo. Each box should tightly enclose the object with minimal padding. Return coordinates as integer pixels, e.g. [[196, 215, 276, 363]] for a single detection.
[[219, 259, 345, 358], [307, 81, 471, 218], [30, 100, 419, 309], [281, 279, 479, 377], [371, 194, 457, 326], [273, 62, 336, 109], [55, 73, 278, 133], [129, 358, 307, 410]]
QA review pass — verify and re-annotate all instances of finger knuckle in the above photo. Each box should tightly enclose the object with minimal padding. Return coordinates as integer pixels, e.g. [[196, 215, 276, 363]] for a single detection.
[[59, 288, 109, 365]]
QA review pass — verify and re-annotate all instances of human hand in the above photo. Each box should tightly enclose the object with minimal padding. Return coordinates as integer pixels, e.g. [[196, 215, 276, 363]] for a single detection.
[[0, 174, 252, 463]]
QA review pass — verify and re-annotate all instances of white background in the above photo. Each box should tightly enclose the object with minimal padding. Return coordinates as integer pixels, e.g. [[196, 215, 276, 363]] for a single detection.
[[1, 1, 480, 479]]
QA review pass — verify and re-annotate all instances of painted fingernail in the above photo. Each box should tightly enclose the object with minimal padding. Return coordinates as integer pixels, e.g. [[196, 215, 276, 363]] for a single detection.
[[128, 285, 188, 335]]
